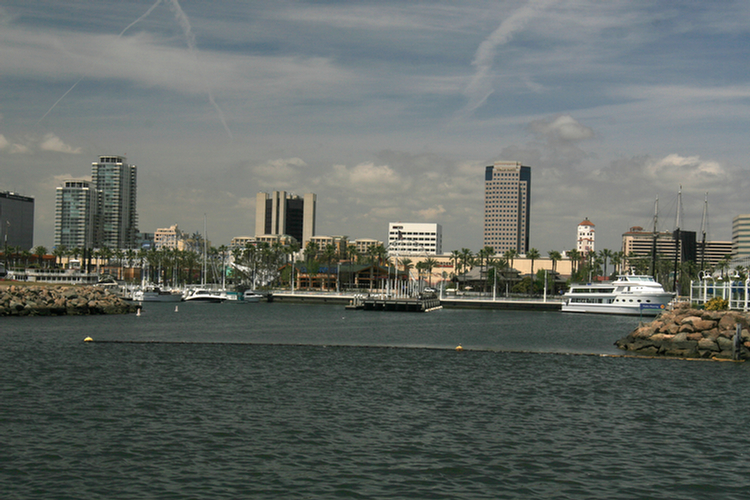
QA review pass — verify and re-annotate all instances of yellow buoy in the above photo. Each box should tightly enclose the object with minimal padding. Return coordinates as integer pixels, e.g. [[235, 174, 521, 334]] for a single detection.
[[84, 337, 93, 342], [455, 344, 463, 351]]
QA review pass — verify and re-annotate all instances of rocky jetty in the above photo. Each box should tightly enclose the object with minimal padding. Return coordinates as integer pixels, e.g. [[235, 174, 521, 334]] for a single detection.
[[615, 302, 750, 359], [0, 285, 137, 316]]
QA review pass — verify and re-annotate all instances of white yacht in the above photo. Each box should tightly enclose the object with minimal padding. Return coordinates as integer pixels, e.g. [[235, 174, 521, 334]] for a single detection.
[[182, 288, 227, 303], [562, 275, 674, 315], [241, 290, 263, 303], [132, 286, 183, 302]]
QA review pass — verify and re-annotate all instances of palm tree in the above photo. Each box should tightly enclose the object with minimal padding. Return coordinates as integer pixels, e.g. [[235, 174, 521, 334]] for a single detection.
[[503, 249, 517, 271], [477, 246, 494, 290], [611, 251, 623, 276], [527, 248, 540, 295], [423, 257, 438, 287], [32, 246, 48, 268], [415, 261, 427, 289], [488, 257, 509, 296], [717, 254, 732, 279], [459, 248, 474, 289], [568, 248, 580, 277], [21, 249, 32, 268], [599, 249, 614, 279], [323, 244, 337, 290], [450, 250, 461, 283], [366, 244, 379, 292], [97, 246, 114, 275], [548, 250, 561, 294], [345, 244, 358, 291]]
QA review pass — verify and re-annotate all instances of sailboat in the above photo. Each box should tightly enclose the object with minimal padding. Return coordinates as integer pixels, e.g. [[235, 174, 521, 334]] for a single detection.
[[183, 215, 228, 303]]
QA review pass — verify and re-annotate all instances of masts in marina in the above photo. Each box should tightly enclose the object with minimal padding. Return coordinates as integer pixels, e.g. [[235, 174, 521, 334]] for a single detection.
[[699, 192, 709, 272], [673, 185, 682, 292], [651, 197, 658, 279]]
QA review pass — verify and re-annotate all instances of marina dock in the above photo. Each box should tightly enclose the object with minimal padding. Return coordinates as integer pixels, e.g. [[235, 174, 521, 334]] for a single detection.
[[270, 292, 562, 312]]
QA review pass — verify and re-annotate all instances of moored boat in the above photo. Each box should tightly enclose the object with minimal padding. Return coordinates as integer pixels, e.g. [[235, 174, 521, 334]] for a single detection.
[[241, 290, 263, 303], [562, 275, 674, 315], [182, 288, 227, 303], [133, 286, 183, 302]]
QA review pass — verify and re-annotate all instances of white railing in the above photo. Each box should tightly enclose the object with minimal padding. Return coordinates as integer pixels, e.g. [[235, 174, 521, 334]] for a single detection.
[[689, 279, 750, 311]]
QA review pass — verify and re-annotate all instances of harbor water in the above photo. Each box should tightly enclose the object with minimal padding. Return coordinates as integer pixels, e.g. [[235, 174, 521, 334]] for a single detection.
[[2, 301, 749, 499]]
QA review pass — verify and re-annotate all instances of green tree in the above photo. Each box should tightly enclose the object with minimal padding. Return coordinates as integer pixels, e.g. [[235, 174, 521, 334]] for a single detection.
[[568, 248, 580, 277], [32, 245, 48, 268], [323, 244, 337, 290], [423, 257, 438, 287], [526, 248, 540, 295], [459, 248, 474, 289], [599, 248, 614, 279]]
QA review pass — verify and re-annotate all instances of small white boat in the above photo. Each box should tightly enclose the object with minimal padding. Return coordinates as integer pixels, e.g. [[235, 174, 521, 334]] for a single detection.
[[241, 290, 263, 303], [562, 275, 674, 315], [182, 288, 227, 303]]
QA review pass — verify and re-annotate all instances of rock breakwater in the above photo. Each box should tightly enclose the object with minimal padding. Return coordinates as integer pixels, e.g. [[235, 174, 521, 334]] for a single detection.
[[615, 302, 750, 359], [0, 285, 137, 316]]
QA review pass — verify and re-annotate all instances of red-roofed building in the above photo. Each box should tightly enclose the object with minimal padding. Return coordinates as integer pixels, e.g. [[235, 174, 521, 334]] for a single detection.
[[577, 218, 595, 254]]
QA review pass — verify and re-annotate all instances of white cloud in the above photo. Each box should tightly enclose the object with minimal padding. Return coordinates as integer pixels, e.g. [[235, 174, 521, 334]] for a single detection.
[[529, 115, 594, 142], [645, 154, 726, 186], [9, 143, 30, 154], [0, 133, 31, 154], [39, 133, 82, 154], [252, 158, 308, 189], [330, 162, 403, 192]]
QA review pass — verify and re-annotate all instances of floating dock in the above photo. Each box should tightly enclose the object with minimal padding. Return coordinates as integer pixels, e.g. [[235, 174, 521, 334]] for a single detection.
[[362, 297, 442, 312]]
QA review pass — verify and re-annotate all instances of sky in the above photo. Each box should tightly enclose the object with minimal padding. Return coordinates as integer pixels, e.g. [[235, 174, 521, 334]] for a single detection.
[[1, 0, 749, 254]]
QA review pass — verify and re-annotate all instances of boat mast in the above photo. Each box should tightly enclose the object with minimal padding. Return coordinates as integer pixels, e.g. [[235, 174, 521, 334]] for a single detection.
[[202, 214, 207, 286], [699, 192, 708, 271], [651, 197, 658, 279], [673, 185, 682, 293]]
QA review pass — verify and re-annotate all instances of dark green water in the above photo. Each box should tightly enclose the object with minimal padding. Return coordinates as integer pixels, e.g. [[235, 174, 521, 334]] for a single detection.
[[2, 302, 749, 499]]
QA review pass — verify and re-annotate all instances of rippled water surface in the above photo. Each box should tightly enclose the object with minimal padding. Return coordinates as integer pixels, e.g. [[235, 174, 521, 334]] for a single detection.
[[2, 302, 749, 499]]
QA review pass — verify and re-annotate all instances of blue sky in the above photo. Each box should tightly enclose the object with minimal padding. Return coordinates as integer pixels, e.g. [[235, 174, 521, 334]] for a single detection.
[[1, 0, 749, 254]]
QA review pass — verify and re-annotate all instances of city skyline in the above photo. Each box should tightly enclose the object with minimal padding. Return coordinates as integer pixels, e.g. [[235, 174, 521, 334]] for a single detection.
[[1, 1, 749, 253]]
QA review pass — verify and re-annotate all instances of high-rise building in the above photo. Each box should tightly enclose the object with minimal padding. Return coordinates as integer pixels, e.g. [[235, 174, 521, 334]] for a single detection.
[[255, 191, 316, 247], [483, 161, 531, 253], [732, 215, 750, 261], [91, 155, 138, 248], [0, 190, 35, 251], [54, 180, 98, 250], [576, 218, 595, 254], [388, 222, 442, 255]]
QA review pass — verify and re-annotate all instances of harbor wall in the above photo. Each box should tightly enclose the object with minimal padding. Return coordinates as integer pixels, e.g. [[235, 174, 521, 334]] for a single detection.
[[0, 284, 138, 316], [615, 302, 750, 360]]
